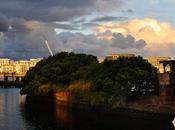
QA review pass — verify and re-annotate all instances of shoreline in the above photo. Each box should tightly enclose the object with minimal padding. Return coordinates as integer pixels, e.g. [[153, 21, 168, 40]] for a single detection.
[[25, 94, 175, 124]]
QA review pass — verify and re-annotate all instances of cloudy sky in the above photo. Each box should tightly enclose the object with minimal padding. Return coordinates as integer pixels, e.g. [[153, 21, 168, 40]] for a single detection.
[[0, 0, 175, 59]]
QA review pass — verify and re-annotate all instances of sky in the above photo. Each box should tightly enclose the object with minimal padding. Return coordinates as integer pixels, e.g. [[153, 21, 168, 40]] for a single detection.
[[0, 0, 175, 59]]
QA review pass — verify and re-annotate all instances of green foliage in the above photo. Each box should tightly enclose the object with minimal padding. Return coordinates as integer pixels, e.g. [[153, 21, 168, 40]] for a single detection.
[[86, 56, 159, 103], [20, 52, 159, 106], [20, 52, 98, 95]]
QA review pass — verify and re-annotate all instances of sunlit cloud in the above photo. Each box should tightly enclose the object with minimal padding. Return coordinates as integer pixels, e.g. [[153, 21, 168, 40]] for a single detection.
[[94, 18, 175, 56], [0, 0, 175, 58], [96, 18, 175, 44]]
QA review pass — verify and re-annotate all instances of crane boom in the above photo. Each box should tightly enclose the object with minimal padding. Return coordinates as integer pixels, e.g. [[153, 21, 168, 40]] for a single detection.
[[44, 39, 53, 56]]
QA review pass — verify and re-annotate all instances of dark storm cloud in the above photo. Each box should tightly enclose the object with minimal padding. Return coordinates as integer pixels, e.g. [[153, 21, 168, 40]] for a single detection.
[[10, 19, 40, 33], [72, 18, 87, 24], [58, 32, 109, 56], [0, 0, 123, 22], [0, 0, 92, 22], [50, 23, 80, 31], [55, 31, 147, 56], [0, 20, 57, 59], [112, 33, 146, 49], [0, 0, 128, 59], [22, 0, 94, 8], [0, 14, 9, 32], [92, 16, 128, 22], [0, 23, 147, 59], [83, 23, 101, 27]]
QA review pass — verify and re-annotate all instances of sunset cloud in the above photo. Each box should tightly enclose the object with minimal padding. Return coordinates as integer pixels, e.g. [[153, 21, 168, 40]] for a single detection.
[[0, 0, 174, 59], [96, 18, 175, 44], [95, 18, 175, 56]]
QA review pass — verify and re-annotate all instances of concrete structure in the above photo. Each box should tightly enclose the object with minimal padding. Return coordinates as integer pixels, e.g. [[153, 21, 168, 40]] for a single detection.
[[145, 57, 171, 73], [30, 58, 43, 67], [158, 60, 175, 102], [105, 54, 135, 60]]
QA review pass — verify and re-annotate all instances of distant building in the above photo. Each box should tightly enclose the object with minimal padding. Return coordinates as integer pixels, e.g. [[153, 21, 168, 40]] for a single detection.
[[0, 58, 42, 76], [14, 60, 30, 75], [145, 56, 171, 73], [105, 54, 135, 60], [0, 59, 11, 65], [29, 58, 43, 67], [105, 54, 172, 73]]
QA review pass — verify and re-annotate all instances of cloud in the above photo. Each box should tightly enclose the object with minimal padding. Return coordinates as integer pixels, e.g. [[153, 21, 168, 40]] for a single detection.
[[95, 31, 146, 49], [95, 18, 175, 56], [149, 0, 160, 5], [0, 16, 148, 59], [72, 18, 87, 24], [56, 31, 146, 56], [0, 16, 174, 60], [0, 0, 128, 59], [112, 33, 146, 49], [0, 18, 106, 59], [121, 9, 134, 14], [127, 9, 134, 13], [92, 16, 128, 22], [0, 0, 123, 22], [11, 19, 42, 33], [0, 14, 9, 32], [0, 19, 62, 59], [0, 0, 91, 22], [95, 0, 124, 12], [0, 0, 174, 59], [0, 23, 146, 59], [57, 32, 109, 56], [96, 18, 175, 44], [50, 23, 80, 31]]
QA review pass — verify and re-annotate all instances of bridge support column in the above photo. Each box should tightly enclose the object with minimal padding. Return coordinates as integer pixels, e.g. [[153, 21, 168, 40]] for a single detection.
[[16, 77, 20, 82], [4, 76, 8, 82]]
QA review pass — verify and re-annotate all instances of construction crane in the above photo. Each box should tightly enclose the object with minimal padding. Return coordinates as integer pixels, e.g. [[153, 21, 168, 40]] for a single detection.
[[44, 39, 53, 56]]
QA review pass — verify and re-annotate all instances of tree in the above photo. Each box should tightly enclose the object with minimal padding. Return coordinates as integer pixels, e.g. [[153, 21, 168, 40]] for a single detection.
[[20, 53, 159, 106], [20, 52, 98, 95], [88, 56, 159, 102]]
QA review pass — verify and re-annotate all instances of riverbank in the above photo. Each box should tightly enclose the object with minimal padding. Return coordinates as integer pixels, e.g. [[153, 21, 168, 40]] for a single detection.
[[25, 93, 175, 124], [24, 97, 175, 130]]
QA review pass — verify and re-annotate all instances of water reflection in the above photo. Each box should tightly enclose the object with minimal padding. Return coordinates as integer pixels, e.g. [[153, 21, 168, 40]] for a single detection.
[[0, 88, 174, 130], [22, 99, 175, 130], [0, 89, 27, 130]]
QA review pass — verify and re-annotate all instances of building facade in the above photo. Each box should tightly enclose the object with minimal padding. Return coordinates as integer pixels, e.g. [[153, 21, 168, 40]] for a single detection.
[[105, 54, 135, 60], [145, 57, 171, 73], [0, 58, 42, 76]]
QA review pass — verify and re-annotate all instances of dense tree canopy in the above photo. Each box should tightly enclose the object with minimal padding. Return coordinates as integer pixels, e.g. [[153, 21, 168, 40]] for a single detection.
[[20, 52, 159, 105], [20, 52, 98, 95]]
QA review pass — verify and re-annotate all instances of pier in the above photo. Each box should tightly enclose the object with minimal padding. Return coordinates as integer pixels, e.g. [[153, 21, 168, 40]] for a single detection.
[[0, 73, 23, 88]]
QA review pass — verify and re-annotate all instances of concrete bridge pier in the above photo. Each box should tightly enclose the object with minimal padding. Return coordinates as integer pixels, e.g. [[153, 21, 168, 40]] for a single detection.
[[15, 77, 21, 82], [0, 74, 23, 87], [2, 76, 22, 82]]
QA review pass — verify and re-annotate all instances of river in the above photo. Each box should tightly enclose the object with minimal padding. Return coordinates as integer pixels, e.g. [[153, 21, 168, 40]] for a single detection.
[[0, 88, 174, 130]]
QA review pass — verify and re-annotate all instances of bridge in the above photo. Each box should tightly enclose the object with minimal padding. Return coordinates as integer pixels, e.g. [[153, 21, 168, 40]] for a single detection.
[[0, 73, 24, 88]]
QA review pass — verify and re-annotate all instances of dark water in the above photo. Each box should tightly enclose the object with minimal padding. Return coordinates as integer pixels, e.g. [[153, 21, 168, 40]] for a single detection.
[[0, 88, 174, 130]]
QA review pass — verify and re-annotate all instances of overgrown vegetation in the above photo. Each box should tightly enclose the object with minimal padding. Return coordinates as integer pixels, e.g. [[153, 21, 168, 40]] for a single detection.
[[20, 52, 159, 106]]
